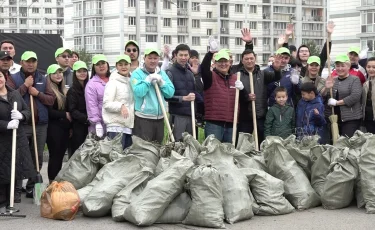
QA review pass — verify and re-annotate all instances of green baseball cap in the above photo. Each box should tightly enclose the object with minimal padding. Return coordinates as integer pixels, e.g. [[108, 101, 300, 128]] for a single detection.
[[144, 47, 160, 56], [21, 51, 37, 61], [125, 40, 139, 50], [348, 46, 360, 55], [72, 61, 88, 71], [214, 50, 230, 61], [307, 56, 321, 65], [335, 53, 350, 63], [116, 54, 131, 63], [92, 54, 107, 65], [55, 47, 72, 58], [47, 64, 63, 75], [276, 47, 291, 55], [220, 48, 231, 54]]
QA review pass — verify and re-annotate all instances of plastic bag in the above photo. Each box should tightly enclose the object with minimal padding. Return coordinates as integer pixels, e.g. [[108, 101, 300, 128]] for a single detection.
[[234, 133, 267, 172], [123, 151, 194, 226], [198, 135, 253, 224], [263, 137, 320, 210], [155, 157, 170, 176], [359, 136, 375, 213], [182, 132, 202, 164], [55, 134, 99, 189], [236, 132, 256, 152], [40, 181, 80, 220], [156, 192, 192, 224], [183, 165, 225, 228], [240, 168, 295, 216], [96, 133, 124, 166], [124, 136, 160, 171]]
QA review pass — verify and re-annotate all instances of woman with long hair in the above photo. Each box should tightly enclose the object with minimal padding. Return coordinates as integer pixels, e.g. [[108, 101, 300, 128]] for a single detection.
[[85, 54, 110, 138], [45, 64, 71, 183], [362, 57, 375, 134], [66, 61, 89, 156]]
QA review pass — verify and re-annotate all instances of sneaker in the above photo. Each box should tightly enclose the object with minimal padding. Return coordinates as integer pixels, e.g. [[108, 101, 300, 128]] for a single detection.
[[14, 192, 21, 203], [25, 189, 33, 198], [6, 206, 19, 213]]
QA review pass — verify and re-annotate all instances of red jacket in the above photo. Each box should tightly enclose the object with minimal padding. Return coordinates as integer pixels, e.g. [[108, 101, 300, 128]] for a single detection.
[[204, 71, 238, 123], [332, 66, 366, 85]]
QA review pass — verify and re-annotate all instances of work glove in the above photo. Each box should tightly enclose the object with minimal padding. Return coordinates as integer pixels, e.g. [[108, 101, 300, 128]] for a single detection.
[[95, 123, 104, 138], [290, 69, 300, 85], [359, 48, 369, 59], [208, 36, 219, 52], [235, 80, 244, 90], [11, 110, 23, 120], [328, 98, 337, 106], [7, 119, 19, 130]]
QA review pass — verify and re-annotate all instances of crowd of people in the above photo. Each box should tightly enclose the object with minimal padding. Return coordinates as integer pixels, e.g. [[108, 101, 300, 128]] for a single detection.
[[0, 23, 375, 211]]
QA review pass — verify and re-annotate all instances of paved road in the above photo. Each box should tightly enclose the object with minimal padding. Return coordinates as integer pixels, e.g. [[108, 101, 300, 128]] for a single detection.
[[4, 164, 375, 230]]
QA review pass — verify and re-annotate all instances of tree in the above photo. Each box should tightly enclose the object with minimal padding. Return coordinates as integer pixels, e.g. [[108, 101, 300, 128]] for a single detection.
[[305, 40, 321, 56], [75, 48, 93, 66]]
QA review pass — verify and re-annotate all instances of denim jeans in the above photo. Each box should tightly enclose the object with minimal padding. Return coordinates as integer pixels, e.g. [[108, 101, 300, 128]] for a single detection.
[[107, 132, 133, 150], [204, 121, 233, 143]]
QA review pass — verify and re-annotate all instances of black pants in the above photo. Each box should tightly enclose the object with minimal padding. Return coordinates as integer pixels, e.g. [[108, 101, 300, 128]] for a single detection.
[[46, 122, 70, 181], [0, 184, 10, 207], [339, 119, 361, 138], [133, 116, 164, 144], [365, 120, 375, 134], [238, 118, 265, 147], [69, 122, 89, 158]]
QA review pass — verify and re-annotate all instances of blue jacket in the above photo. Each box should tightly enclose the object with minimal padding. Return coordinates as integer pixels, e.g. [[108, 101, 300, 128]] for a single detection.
[[130, 66, 175, 119], [296, 95, 326, 140]]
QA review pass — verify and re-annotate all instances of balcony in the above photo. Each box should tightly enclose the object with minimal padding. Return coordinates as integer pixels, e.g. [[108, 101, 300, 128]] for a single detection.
[[85, 9, 102, 16], [146, 8, 156, 14], [262, 13, 271, 19], [177, 9, 188, 16], [146, 25, 157, 32], [263, 45, 271, 51], [220, 11, 229, 18], [9, 23, 17, 28], [178, 26, 188, 33], [85, 27, 103, 33], [57, 13, 64, 17], [302, 30, 323, 37], [263, 0, 271, 3], [9, 12, 17, 17], [57, 0, 63, 6], [274, 29, 285, 35], [263, 29, 271, 35], [19, 0, 27, 5], [302, 15, 323, 22], [302, 0, 323, 6], [273, 14, 292, 21], [74, 11, 83, 17], [19, 12, 27, 17], [221, 27, 229, 34], [74, 29, 83, 34], [274, 0, 296, 4]]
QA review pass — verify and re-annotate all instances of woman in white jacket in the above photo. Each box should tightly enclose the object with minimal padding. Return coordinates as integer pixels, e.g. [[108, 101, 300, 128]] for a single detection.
[[103, 55, 134, 149]]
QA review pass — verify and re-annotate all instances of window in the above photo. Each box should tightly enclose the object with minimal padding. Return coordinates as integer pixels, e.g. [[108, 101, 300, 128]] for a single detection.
[[146, 35, 157, 42], [235, 21, 243, 29], [45, 0, 52, 2], [74, 21, 82, 34], [32, 8, 39, 13], [178, 18, 187, 26], [10, 18, 17, 24], [45, 30, 52, 34], [253, 38, 257, 46], [192, 36, 200, 45], [220, 37, 228, 45], [84, 18, 103, 33], [163, 0, 171, 9], [361, 11, 375, 33], [0, 19, 4, 24], [58, 30, 63, 36], [250, 5, 257, 13], [129, 17, 136, 25], [74, 37, 82, 50], [74, 3, 82, 17], [128, 0, 136, 7], [20, 19, 27, 24], [164, 35, 171, 44], [207, 11, 212, 18], [45, 18, 52, 24], [85, 36, 103, 51], [235, 37, 242, 46], [45, 8, 52, 14], [32, 30, 39, 34], [249, 21, 257, 29], [207, 29, 212, 35], [20, 29, 27, 33], [57, 19, 64, 25], [163, 18, 171, 27], [235, 4, 243, 13], [129, 34, 136, 40], [0, 7, 3, 13], [178, 35, 186, 44], [192, 2, 200, 12], [32, 19, 40, 24], [192, 19, 200, 28], [85, 1, 102, 16]]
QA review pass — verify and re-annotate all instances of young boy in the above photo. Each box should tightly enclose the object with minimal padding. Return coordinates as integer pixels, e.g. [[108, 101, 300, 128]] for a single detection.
[[264, 86, 295, 139], [296, 82, 326, 142]]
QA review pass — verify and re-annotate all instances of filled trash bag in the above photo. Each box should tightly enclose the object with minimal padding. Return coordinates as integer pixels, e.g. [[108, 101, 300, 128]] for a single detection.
[[183, 165, 225, 228], [96, 133, 124, 166], [198, 135, 253, 224], [155, 157, 170, 176], [77, 164, 106, 204], [263, 137, 320, 210], [123, 151, 194, 226], [40, 181, 80, 221], [236, 132, 256, 152], [55, 134, 100, 189], [124, 136, 160, 171], [321, 147, 358, 209], [82, 155, 154, 217], [156, 192, 192, 224], [240, 168, 295, 216], [182, 132, 202, 164], [359, 136, 375, 214]]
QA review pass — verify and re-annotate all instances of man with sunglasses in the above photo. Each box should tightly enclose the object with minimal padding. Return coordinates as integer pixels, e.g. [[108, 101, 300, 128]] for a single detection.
[[124, 40, 141, 73], [55, 47, 73, 87]]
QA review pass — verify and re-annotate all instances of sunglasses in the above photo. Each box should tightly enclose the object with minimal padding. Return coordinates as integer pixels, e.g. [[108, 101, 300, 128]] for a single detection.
[[60, 54, 72, 59], [126, 48, 138, 53]]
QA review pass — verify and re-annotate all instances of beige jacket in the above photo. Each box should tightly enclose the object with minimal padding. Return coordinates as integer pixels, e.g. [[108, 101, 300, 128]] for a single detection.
[[362, 79, 375, 121]]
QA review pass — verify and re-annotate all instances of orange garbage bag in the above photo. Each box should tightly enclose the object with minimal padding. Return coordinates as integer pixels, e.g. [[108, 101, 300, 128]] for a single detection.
[[41, 181, 80, 220]]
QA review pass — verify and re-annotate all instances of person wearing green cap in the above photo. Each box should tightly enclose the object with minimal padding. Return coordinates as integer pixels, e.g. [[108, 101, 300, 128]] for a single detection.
[[85, 54, 110, 138], [130, 47, 175, 144], [55, 47, 73, 87], [324, 53, 363, 138], [45, 64, 71, 183], [362, 57, 375, 134], [103, 55, 134, 149], [301, 56, 327, 96], [9, 51, 56, 199], [66, 61, 90, 156], [124, 40, 141, 73]]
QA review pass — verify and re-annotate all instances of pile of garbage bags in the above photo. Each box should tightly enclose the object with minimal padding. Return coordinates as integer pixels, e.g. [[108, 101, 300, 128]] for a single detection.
[[53, 130, 375, 228]]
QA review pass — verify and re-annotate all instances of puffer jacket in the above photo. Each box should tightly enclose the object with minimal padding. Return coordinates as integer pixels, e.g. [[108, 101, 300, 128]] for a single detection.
[[264, 103, 295, 139], [103, 71, 135, 129]]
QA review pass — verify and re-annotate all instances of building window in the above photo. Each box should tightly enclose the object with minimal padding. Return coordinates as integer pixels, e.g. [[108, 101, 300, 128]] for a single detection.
[[9, 18, 17, 24], [84, 18, 103, 33], [192, 2, 200, 12], [164, 35, 171, 44], [235, 21, 243, 29], [57, 19, 64, 25], [178, 35, 186, 44], [85, 1, 102, 16], [207, 11, 212, 18], [32, 19, 40, 25], [163, 18, 171, 27], [192, 19, 200, 28], [235, 37, 242, 46], [32, 8, 39, 14], [74, 37, 82, 50], [129, 34, 136, 40], [235, 4, 243, 13], [250, 21, 257, 29], [74, 3, 82, 17], [163, 0, 171, 9], [85, 36, 103, 51], [146, 35, 157, 42], [250, 5, 257, 13], [361, 11, 375, 33], [220, 37, 228, 45], [45, 30, 52, 34], [192, 36, 201, 46], [45, 18, 52, 24], [0, 7, 3, 13], [45, 8, 52, 14], [74, 21, 82, 34], [32, 30, 39, 34], [253, 38, 257, 46], [128, 0, 136, 7], [129, 17, 136, 26], [45, 0, 52, 2], [20, 29, 27, 33], [207, 29, 212, 35], [0, 19, 5, 24], [57, 30, 63, 36], [20, 19, 27, 24]]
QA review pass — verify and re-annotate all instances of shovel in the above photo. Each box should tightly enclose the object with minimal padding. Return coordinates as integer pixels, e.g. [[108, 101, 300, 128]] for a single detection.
[[154, 83, 175, 143], [248, 71, 259, 151], [232, 72, 241, 145]]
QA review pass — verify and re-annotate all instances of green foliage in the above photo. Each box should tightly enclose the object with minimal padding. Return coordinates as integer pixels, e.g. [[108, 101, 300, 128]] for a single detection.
[[75, 48, 93, 66], [305, 40, 321, 57]]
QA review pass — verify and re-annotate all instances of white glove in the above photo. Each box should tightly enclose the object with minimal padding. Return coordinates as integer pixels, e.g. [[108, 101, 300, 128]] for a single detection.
[[290, 71, 300, 85], [328, 98, 337, 106], [11, 110, 23, 120], [235, 80, 244, 90], [7, 120, 19, 130], [359, 48, 369, 59], [95, 123, 104, 138], [208, 36, 219, 52]]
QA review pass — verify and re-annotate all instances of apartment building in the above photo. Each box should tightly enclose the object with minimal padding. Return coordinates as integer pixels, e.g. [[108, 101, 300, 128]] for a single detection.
[[64, 0, 327, 64], [0, 0, 64, 35]]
